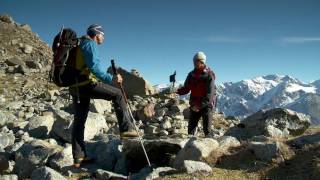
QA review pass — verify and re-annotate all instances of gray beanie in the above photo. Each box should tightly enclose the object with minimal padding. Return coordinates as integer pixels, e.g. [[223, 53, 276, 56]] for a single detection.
[[193, 51, 206, 64]]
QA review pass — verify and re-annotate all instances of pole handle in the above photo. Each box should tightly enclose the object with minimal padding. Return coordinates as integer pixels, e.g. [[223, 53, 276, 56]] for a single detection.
[[111, 59, 118, 75]]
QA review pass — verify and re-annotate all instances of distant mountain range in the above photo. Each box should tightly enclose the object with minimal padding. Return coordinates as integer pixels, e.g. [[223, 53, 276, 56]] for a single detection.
[[154, 75, 320, 124]]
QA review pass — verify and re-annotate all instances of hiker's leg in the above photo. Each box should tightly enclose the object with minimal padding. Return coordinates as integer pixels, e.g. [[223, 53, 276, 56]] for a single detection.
[[202, 107, 213, 136], [71, 96, 90, 160], [188, 108, 201, 135], [88, 82, 132, 132]]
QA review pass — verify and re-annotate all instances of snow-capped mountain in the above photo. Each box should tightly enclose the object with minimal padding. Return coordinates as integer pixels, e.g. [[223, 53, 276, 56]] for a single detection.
[[217, 75, 320, 124]]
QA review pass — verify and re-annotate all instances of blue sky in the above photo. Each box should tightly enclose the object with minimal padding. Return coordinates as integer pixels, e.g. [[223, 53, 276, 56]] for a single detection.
[[1, 0, 319, 85]]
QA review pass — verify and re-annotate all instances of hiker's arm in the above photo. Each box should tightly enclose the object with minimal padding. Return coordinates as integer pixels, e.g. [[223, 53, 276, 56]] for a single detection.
[[205, 70, 216, 108], [82, 42, 112, 84], [177, 73, 191, 95]]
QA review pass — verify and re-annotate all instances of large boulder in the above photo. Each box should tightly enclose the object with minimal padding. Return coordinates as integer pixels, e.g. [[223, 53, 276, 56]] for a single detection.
[[173, 137, 219, 168], [228, 108, 311, 139], [51, 109, 108, 142], [112, 67, 155, 98]]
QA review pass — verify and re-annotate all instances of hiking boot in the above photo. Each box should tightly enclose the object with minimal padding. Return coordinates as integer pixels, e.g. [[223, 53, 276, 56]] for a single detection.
[[120, 129, 139, 138], [73, 157, 95, 168]]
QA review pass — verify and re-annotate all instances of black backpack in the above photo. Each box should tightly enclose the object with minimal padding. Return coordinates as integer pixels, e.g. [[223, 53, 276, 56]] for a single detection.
[[49, 27, 82, 87]]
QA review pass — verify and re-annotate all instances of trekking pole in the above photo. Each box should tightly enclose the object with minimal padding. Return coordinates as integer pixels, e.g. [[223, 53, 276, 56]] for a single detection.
[[111, 59, 151, 167]]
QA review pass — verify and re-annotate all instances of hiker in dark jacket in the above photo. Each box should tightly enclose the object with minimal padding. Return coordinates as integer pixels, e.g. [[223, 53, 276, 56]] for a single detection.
[[177, 51, 217, 137], [69, 24, 138, 168]]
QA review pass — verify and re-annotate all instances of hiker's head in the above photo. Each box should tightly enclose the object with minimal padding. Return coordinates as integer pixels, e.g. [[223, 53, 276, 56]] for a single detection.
[[193, 51, 206, 69], [87, 24, 105, 44]]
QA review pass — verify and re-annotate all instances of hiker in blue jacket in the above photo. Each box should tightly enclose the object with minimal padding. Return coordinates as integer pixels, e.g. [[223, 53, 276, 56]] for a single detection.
[[70, 24, 138, 168]]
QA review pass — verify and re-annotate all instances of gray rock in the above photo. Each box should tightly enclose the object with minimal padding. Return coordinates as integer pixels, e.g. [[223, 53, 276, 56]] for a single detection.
[[84, 112, 109, 140], [109, 67, 155, 98], [25, 113, 54, 138], [15, 65, 30, 74], [173, 137, 219, 168], [155, 108, 167, 118], [25, 60, 40, 69], [90, 99, 112, 114], [11, 39, 19, 45], [20, 24, 31, 31], [0, 174, 18, 180], [13, 140, 61, 179], [0, 14, 14, 24], [22, 44, 33, 54], [181, 160, 212, 174], [136, 103, 156, 122], [105, 114, 117, 123], [95, 169, 127, 180], [52, 109, 108, 142], [144, 125, 159, 135], [249, 138, 280, 161], [49, 144, 73, 171], [218, 136, 241, 150], [0, 126, 9, 133], [31, 166, 67, 180], [0, 132, 15, 149], [5, 58, 25, 67], [86, 139, 123, 171], [266, 125, 289, 138], [0, 112, 17, 127], [20, 132, 33, 142], [6, 141, 24, 155], [51, 109, 73, 142], [5, 101, 23, 110], [230, 108, 311, 139], [160, 117, 172, 130], [159, 130, 169, 136], [0, 95, 5, 105]]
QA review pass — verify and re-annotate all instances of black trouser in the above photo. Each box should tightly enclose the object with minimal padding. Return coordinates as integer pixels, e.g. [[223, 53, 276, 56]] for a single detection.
[[188, 107, 212, 136], [70, 82, 133, 160]]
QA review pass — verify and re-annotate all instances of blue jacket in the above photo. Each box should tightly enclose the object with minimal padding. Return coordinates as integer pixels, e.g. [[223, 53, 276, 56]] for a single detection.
[[79, 37, 112, 84]]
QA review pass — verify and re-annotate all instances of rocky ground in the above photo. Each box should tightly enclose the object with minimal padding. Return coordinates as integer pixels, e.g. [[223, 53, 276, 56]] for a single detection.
[[0, 14, 320, 180]]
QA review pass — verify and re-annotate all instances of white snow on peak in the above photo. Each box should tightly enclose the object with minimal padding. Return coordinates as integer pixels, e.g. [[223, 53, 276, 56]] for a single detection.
[[242, 76, 279, 96], [286, 84, 316, 93]]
